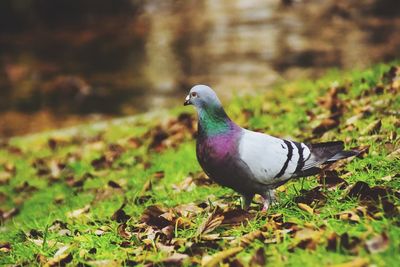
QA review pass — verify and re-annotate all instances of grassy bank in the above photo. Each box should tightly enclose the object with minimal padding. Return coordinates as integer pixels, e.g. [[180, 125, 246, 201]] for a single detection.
[[0, 63, 399, 266]]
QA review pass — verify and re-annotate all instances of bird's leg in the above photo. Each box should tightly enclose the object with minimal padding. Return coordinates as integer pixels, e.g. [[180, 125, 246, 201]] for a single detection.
[[261, 190, 276, 212], [269, 190, 278, 206], [241, 194, 254, 210]]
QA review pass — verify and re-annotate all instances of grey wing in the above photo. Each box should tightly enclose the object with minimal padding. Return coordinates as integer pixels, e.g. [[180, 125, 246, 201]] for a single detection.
[[238, 130, 311, 185]]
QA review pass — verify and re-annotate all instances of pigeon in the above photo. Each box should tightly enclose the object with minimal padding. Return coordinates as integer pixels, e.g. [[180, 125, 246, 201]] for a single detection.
[[184, 84, 359, 211]]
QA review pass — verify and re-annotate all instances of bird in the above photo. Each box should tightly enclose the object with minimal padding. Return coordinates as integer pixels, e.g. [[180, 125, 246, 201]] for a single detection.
[[184, 84, 359, 211]]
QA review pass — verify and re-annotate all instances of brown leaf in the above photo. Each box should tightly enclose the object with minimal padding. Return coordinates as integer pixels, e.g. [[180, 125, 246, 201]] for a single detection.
[[293, 228, 322, 248], [387, 147, 400, 159], [196, 211, 224, 237], [201, 247, 243, 267], [337, 210, 361, 223], [0, 242, 11, 253], [140, 205, 171, 229], [107, 180, 122, 189], [32, 158, 51, 176], [91, 156, 109, 170], [345, 181, 397, 203], [365, 232, 389, 254], [192, 172, 214, 186], [160, 210, 176, 222], [319, 171, 348, 188], [1, 207, 19, 221], [346, 181, 371, 200], [331, 258, 368, 267], [339, 233, 362, 254], [235, 230, 263, 247], [48, 136, 71, 150], [294, 186, 327, 206], [116, 223, 131, 239], [221, 209, 254, 226], [172, 176, 196, 192], [174, 203, 203, 218], [14, 181, 37, 193], [160, 253, 189, 265], [148, 126, 169, 151], [136, 180, 152, 203], [86, 260, 119, 267], [126, 137, 142, 149], [65, 176, 85, 187], [35, 253, 47, 265], [0, 171, 11, 185], [361, 119, 381, 135], [111, 203, 131, 223], [249, 247, 266, 267], [326, 232, 339, 251], [298, 203, 314, 215], [67, 204, 90, 218], [153, 170, 165, 180], [230, 259, 245, 267], [91, 143, 125, 170], [380, 173, 400, 182], [44, 245, 72, 267], [312, 118, 340, 136], [48, 220, 70, 236]]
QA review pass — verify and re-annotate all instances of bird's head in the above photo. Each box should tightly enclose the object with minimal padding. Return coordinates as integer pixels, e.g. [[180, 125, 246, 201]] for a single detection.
[[184, 85, 222, 109]]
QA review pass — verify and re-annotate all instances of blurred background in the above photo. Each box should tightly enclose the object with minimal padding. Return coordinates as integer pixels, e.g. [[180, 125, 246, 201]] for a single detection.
[[0, 0, 399, 137]]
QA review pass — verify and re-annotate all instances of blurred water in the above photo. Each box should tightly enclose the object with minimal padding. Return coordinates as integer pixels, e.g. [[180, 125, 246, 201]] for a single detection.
[[0, 0, 399, 136]]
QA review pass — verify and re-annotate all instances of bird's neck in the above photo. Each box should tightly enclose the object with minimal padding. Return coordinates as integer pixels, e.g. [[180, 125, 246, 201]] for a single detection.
[[197, 105, 235, 137]]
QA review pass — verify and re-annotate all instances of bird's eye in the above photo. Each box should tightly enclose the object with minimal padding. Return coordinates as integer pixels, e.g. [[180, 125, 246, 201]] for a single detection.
[[191, 92, 198, 97]]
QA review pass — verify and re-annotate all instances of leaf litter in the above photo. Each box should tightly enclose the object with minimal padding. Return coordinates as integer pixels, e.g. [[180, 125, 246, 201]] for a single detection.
[[0, 64, 399, 266]]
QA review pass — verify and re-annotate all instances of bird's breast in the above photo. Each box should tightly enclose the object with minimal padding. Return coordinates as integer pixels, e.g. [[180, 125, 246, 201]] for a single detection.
[[197, 134, 236, 162], [196, 133, 240, 182]]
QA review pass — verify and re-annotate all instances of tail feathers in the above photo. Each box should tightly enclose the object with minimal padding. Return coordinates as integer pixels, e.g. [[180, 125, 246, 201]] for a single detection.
[[302, 141, 344, 170], [325, 150, 359, 163], [300, 141, 359, 173], [309, 141, 344, 159]]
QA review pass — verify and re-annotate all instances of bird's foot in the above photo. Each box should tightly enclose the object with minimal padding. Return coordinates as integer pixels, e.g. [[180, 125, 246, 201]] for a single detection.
[[261, 190, 276, 212], [261, 201, 270, 212]]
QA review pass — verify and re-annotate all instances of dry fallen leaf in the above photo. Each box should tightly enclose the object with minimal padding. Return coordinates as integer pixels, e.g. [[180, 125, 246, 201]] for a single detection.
[[330, 257, 369, 267], [0, 242, 11, 253], [174, 203, 203, 218], [249, 247, 266, 267], [172, 176, 196, 192], [44, 245, 72, 267], [361, 119, 382, 135], [111, 203, 131, 223], [196, 211, 224, 238], [160, 253, 189, 265], [387, 147, 400, 159], [298, 203, 314, 215], [337, 211, 361, 223], [86, 260, 119, 267], [234, 230, 263, 247], [67, 204, 90, 218], [312, 118, 340, 136], [201, 247, 243, 267], [365, 232, 389, 254], [221, 209, 254, 226], [289, 227, 323, 251], [140, 205, 171, 229]]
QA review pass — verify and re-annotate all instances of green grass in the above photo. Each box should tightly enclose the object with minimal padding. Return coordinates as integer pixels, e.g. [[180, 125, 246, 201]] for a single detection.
[[0, 62, 399, 266]]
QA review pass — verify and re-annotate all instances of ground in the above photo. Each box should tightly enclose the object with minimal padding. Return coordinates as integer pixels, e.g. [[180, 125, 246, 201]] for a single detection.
[[0, 62, 399, 266]]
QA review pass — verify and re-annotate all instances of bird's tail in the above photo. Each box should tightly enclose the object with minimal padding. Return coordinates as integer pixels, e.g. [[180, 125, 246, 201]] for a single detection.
[[300, 141, 360, 173], [325, 149, 360, 163], [308, 141, 360, 163]]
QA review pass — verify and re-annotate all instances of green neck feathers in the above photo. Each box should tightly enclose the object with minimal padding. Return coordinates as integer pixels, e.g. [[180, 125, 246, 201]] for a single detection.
[[198, 105, 231, 136]]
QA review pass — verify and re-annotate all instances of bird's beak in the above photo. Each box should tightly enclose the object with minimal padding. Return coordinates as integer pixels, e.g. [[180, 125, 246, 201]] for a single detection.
[[184, 94, 192, 106]]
